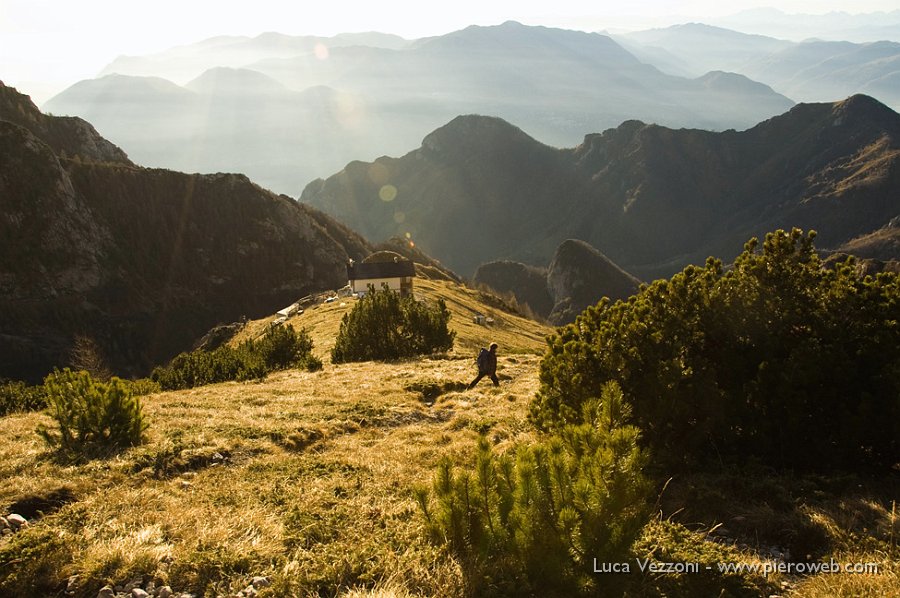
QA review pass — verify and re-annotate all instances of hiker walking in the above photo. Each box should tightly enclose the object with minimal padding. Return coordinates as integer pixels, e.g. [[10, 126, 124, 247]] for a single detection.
[[468, 342, 499, 389]]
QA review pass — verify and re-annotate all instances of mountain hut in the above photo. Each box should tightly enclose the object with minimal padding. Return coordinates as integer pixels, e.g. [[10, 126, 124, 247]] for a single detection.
[[347, 252, 416, 297]]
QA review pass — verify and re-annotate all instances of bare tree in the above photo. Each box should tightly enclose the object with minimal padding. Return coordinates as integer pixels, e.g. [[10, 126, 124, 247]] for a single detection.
[[68, 335, 112, 381]]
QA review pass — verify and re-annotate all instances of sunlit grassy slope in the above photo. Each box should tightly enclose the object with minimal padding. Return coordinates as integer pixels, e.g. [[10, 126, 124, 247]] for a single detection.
[[0, 280, 552, 597], [235, 278, 552, 361], [1, 279, 896, 597]]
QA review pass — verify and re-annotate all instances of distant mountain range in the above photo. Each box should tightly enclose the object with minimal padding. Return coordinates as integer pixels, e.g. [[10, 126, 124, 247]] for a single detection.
[[97, 31, 411, 83], [40, 19, 900, 202], [618, 23, 900, 110], [710, 8, 900, 43], [0, 82, 371, 381], [301, 96, 900, 280], [43, 21, 794, 196]]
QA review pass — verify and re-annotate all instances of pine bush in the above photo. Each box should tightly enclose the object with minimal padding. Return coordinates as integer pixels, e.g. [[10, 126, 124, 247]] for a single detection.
[[255, 323, 315, 370], [532, 229, 900, 471], [331, 286, 454, 363], [0, 379, 47, 416], [37, 369, 148, 455], [151, 325, 318, 390], [416, 382, 651, 595]]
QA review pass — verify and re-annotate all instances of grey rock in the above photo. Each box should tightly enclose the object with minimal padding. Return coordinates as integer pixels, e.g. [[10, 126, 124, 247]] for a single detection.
[[97, 586, 115, 598], [156, 586, 173, 598], [7, 514, 27, 529], [131, 589, 149, 598], [250, 576, 270, 589], [67, 574, 80, 592]]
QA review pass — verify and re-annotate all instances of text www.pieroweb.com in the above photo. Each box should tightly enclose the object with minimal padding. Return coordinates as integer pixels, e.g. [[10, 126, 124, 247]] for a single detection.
[[592, 558, 881, 577]]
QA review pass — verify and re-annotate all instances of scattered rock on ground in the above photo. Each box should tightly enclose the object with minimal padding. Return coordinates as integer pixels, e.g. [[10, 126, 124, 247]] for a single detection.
[[6, 513, 27, 530], [89, 574, 266, 598]]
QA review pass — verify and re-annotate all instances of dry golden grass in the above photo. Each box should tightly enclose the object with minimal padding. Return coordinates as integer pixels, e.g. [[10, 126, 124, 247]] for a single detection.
[[787, 554, 898, 598], [0, 351, 542, 597], [2, 282, 898, 597], [814, 136, 900, 196], [233, 278, 551, 363]]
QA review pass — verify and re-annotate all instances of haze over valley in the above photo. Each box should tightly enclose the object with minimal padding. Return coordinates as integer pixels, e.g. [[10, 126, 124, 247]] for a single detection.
[[43, 21, 797, 196], [23, 9, 899, 202]]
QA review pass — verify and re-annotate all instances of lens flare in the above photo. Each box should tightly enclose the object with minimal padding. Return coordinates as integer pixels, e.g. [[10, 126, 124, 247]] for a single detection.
[[379, 184, 397, 202], [313, 43, 329, 60], [393, 211, 406, 223]]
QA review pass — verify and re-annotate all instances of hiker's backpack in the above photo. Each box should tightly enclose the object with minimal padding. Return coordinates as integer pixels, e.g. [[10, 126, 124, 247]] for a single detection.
[[477, 348, 490, 373]]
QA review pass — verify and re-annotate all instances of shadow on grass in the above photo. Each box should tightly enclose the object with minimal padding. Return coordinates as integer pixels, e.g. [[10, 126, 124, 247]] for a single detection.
[[658, 470, 900, 562]]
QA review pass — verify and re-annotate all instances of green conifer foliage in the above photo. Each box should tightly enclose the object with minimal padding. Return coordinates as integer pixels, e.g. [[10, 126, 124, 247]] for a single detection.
[[37, 369, 148, 455], [254, 323, 316, 370], [532, 229, 900, 471], [0, 379, 47, 416], [331, 285, 454, 363], [151, 325, 320, 391], [417, 382, 651, 595]]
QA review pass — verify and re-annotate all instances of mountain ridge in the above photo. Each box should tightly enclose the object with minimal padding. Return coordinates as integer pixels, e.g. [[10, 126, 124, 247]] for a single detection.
[[0, 83, 373, 381], [0, 82, 132, 165], [45, 21, 794, 196], [303, 95, 900, 279]]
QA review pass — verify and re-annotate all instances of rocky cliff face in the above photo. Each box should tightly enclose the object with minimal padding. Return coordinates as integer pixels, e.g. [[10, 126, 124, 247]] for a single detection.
[[472, 261, 553, 318], [473, 239, 641, 325], [0, 83, 371, 381], [0, 82, 132, 164], [546, 240, 641, 324]]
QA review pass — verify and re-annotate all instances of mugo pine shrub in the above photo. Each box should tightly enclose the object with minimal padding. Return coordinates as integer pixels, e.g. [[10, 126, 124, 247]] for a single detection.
[[0, 379, 47, 416], [531, 228, 900, 471], [152, 324, 320, 390], [416, 382, 651, 596], [254, 322, 318, 370], [331, 285, 454, 363], [37, 368, 148, 455]]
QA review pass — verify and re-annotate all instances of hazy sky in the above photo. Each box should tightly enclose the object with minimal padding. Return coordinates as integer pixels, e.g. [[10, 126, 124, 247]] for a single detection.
[[2, 0, 899, 104]]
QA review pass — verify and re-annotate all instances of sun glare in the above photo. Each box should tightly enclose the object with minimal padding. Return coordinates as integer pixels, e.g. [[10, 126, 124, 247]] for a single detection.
[[313, 42, 330, 60]]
